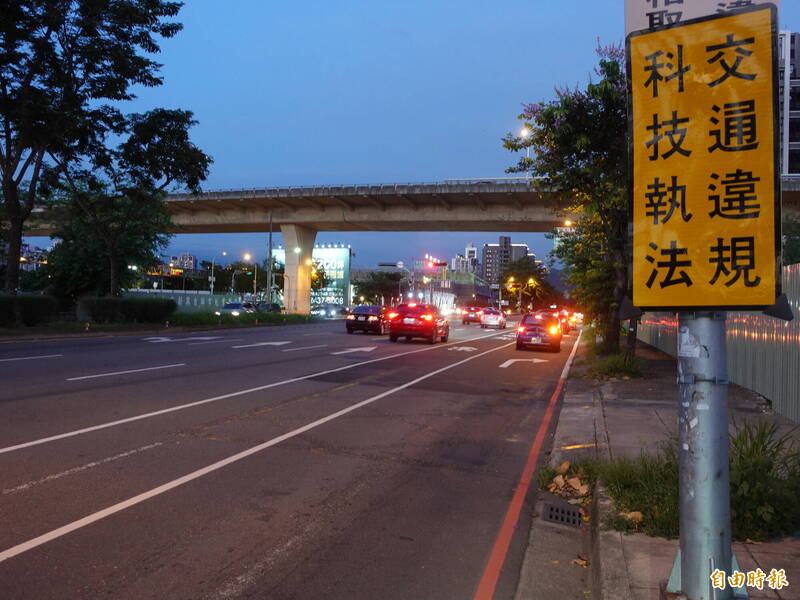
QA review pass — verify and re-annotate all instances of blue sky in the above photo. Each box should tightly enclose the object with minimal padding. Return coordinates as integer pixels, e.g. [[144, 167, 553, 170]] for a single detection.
[[26, 1, 800, 268]]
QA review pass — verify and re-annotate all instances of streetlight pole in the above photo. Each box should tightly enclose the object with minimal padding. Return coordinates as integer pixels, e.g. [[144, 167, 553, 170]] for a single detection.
[[267, 211, 273, 305]]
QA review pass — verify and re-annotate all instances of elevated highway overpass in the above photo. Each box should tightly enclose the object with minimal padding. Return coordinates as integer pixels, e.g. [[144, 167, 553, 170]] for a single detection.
[[27, 177, 800, 313]]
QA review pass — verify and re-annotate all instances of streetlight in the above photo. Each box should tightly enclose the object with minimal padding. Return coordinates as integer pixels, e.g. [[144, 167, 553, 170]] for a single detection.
[[520, 127, 531, 159], [210, 251, 227, 295], [244, 252, 258, 297]]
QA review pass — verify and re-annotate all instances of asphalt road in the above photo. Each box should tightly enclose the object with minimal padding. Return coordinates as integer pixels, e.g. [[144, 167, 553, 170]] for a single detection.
[[0, 319, 579, 600]]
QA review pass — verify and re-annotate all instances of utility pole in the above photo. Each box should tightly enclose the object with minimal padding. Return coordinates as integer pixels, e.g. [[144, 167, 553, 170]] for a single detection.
[[266, 211, 273, 305]]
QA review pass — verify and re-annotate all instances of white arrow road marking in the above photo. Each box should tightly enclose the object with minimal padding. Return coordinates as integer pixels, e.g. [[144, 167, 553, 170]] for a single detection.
[[143, 336, 223, 344], [498, 358, 549, 368], [232, 341, 291, 349], [330, 346, 377, 355], [282, 344, 328, 353], [141, 337, 174, 343], [448, 346, 477, 352]]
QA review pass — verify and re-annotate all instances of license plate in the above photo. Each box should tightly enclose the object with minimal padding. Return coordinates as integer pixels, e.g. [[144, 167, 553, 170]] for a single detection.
[[359, 316, 367, 320], [403, 318, 416, 324], [531, 337, 541, 344]]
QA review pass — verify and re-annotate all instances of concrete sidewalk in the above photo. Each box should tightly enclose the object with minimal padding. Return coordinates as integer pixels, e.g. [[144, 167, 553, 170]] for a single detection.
[[516, 342, 799, 600]]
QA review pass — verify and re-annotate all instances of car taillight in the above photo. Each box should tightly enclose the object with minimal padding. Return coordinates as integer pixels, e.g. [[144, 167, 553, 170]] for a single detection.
[[549, 326, 559, 335], [388, 312, 399, 319], [367, 316, 378, 321], [535, 314, 543, 320], [462, 310, 468, 315], [346, 314, 356, 320], [478, 311, 484, 316], [421, 314, 433, 321], [517, 326, 526, 333]]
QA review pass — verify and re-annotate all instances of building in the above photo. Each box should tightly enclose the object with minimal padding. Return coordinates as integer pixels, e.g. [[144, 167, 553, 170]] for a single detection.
[[779, 30, 800, 174], [481, 236, 530, 283], [450, 243, 481, 274], [169, 253, 197, 271]]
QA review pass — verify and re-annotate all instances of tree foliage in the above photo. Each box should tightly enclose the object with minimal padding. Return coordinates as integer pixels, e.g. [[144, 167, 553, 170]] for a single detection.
[[504, 44, 629, 352], [499, 258, 561, 311], [354, 271, 402, 304], [1, 0, 185, 293]]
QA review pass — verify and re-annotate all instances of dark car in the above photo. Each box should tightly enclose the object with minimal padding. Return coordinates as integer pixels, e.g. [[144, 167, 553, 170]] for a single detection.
[[389, 303, 450, 344], [257, 302, 282, 313], [516, 312, 563, 352], [346, 305, 391, 334], [461, 306, 484, 325]]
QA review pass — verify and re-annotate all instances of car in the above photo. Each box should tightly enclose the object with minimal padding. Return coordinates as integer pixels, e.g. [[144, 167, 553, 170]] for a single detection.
[[461, 306, 484, 324], [346, 305, 391, 334], [310, 304, 348, 318], [388, 303, 450, 344], [257, 302, 282, 313], [215, 301, 256, 316], [516, 312, 563, 352], [480, 307, 506, 329]]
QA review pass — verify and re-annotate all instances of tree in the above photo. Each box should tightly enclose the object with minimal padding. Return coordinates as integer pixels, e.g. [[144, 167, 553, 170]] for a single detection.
[[499, 258, 560, 311], [1, 0, 185, 293], [503, 44, 629, 353], [354, 271, 402, 304], [784, 216, 800, 265], [48, 109, 210, 297]]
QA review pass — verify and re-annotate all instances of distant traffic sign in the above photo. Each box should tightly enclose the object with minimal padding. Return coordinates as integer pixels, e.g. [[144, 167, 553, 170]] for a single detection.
[[628, 5, 780, 310], [624, 0, 779, 36]]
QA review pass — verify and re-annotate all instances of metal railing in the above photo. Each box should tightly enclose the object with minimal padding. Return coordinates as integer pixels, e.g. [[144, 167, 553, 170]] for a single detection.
[[637, 264, 800, 423]]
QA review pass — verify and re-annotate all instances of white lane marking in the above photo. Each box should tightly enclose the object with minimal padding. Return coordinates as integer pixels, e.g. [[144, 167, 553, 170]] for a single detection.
[[499, 358, 548, 368], [0, 354, 63, 363], [232, 341, 291, 349], [2, 443, 163, 495], [187, 338, 243, 346], [142, 336, 222, 343], [561, 329, 582, 380], [0, 340, 514, 564], [330, 346, 377, 355], [448, 346, 477, 352], [67, 363, 186, 382], [0, 329, 508, 456], [282, 345, 328, 353], [303, 332, 332, 336]]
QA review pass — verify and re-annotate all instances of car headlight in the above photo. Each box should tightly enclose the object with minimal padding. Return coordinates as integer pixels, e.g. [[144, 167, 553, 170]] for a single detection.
[[214, 311, 221, 316], [329, 310, 335, 316], [232, 311, 240, 316]]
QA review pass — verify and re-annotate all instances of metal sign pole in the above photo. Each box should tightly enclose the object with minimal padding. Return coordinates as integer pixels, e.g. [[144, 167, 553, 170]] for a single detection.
[[266, 211, 273, 305], [670, 311, 744, 599]]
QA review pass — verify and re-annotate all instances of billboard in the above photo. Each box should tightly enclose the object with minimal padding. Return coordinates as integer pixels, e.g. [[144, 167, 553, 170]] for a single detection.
[[273, 245, 352, 306]]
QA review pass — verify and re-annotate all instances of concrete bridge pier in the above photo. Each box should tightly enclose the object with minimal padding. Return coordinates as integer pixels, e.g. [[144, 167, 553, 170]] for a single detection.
[[281, 224, 318, 314]]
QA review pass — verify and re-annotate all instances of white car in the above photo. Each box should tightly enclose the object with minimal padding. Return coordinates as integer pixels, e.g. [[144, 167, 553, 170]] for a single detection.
[[480, 308, 507, 329], [215, 302, 256, 316]]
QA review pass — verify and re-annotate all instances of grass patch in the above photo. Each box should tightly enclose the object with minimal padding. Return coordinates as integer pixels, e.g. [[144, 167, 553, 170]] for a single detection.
[[587, 351, 645, 379], [549, 421, 800, 540]]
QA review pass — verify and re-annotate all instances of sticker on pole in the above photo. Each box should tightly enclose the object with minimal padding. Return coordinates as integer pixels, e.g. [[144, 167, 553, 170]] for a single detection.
[[628, 5, 781, 310]]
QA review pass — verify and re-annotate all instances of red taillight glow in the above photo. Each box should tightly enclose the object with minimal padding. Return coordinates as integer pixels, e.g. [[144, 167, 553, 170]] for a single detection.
[[346, 314, 356, 320], [388, 312, 399, 319], [462, 310, 468, 315], [421, 314, 434, 321], [477, 311, 484, 316], [549, 326, 560, 335], [517, 326, 526, 333]]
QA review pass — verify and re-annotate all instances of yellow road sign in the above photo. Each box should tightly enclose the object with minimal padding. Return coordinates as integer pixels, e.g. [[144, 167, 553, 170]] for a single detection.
[[628, 5, 780, 310]]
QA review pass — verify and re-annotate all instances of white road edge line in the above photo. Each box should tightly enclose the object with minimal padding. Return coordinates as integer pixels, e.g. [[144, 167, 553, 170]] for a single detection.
[[2, 443, 163, 495], [561, 329, 582, 380], [66, 363, 186, 382], [282, 344, 328, 352], [0, 354, 63, 363], [0, 340, 514, 564], [0, 329, 507, 456]]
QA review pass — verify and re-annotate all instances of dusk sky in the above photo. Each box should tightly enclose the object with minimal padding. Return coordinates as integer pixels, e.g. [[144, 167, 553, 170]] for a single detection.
[[26, 1, 800, 268]]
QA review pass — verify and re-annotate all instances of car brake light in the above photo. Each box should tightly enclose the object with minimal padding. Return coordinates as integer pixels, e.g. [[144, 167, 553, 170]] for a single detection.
[[346, 314, 356, 320], [388, 312, 398, 319], [517, 326, 526, 333], [421, 314, 433, 321], [462, 310, 468, 315], [549, 326, 559, 335], [477, 310, 483, 316]]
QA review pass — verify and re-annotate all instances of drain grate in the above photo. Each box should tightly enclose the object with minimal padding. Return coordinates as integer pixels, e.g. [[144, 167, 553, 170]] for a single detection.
[[541, 502, 583, 527]]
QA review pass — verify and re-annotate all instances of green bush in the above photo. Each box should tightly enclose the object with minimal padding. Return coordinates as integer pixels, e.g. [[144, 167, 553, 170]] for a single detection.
[[587, 351, 645, 379], [82, 297, 177, 323], [16, 295, 59, 326], [730, 419, 800, 541], [0, 294, 59, 327], [578, 421, 800, 540], [0, 295, 16, 327], [168, 311, 320, 327]]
